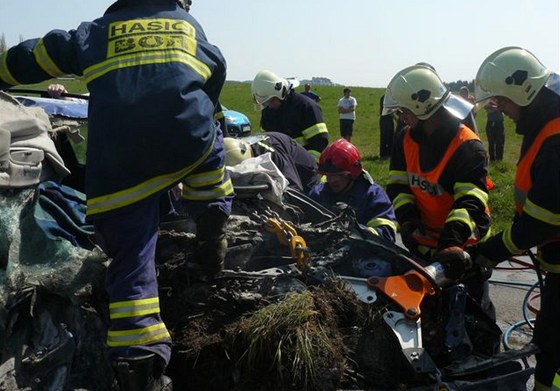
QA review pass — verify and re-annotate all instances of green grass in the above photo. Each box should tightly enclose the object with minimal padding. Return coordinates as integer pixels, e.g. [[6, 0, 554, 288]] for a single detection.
[[15, 79, 520, 232], [221, 82, 519, 232]]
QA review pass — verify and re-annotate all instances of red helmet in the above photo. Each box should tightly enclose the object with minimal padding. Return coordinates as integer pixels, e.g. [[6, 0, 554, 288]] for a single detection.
[[318, 139, 363, 178]]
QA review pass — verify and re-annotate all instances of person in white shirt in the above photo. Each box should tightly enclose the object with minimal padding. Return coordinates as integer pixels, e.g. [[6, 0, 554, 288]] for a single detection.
[[337, 87, 357, 142]]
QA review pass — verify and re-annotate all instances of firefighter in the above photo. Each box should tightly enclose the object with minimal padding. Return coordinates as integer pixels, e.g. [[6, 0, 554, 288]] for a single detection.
[[473, 47, 560, 391], [0, 0, 233, 389], [308, 139, 397, 243], [383, 64, 494, 316], [251, 70, 330, 161], [224, 132, 319, 193]]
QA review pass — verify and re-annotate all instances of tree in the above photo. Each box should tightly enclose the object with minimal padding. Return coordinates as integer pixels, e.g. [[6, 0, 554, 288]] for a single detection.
[[0, 33, 6, 53]]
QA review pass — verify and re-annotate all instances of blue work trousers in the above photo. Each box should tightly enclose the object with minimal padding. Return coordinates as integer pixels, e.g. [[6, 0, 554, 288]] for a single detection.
[[94, 198, 172, 365]]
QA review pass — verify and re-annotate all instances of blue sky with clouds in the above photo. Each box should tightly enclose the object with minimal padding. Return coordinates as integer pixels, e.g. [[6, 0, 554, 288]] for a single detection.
[[1, 0, 558, 87]]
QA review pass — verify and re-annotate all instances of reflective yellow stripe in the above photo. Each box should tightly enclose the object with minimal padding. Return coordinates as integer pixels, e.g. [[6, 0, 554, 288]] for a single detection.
[[88, 160, 197, 215], [554, 371, 560, 388], [183, 168, 224, 188], [88, 134, 215, 216], [393, 193, 415, 211], [33, 39, 64, 77], [294, 135, 306, 145], [0, 51, 19, 85], [214, 110, 224, 120], [445, 208, 476, 233], [502, 227, 523, 254], [454, 182, 489, 205], [83, 49, 211, 83], [524, 198, 560, 225], [368, 227, 379, 236], [109, 297, 160, 320], [256, 141, 275, 153], [480, 227, 492, 242], [302, 122, 329, 139], [387, 170, 409, 186], [182, 178, 234, 201], [107, 322, 170, 347], [367, 217, 398, 233], [538, 259, 560, 274]]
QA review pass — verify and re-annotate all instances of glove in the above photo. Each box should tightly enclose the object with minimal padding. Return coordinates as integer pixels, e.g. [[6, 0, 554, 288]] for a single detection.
[[467, 244, 501, 269], [400, 220, 426, 256], [433, 246, 472, 280]]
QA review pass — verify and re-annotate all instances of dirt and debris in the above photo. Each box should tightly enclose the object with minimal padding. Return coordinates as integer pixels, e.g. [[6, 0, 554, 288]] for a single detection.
[[0, 192, 535, 391], [0, 91, 537, 391]]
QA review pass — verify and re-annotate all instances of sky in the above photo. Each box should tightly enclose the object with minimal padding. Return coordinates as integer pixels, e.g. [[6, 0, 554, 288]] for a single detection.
[[1, 0, 559, 88]]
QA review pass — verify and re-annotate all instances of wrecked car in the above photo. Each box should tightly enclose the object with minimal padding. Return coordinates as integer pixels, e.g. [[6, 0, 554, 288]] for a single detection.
[[0, 91, 535, 391]]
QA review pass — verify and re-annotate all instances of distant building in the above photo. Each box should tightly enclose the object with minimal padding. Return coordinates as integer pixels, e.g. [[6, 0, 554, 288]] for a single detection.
[[301, 77, 337, 87]]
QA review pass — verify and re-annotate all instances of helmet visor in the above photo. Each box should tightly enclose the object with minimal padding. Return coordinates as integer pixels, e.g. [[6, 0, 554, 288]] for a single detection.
[[545, 72, 560, 97], [286, 78, 300, 90], [253, 94, 273, 111], [474, 84, 492, 104], [442, 93, 473, 120], [381, 93, 399, 116]]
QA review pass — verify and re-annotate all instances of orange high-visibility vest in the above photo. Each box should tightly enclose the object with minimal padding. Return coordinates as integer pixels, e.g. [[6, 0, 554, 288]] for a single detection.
[[403, 125, 487, 247], [514, 118, 560, 213]]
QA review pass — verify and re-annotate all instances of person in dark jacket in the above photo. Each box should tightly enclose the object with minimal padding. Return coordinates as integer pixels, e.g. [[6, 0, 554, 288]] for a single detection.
[[379, 94, 395, 159], [383, 64, 494, 318], [483, 98, 506, 161], [301, 83, 321, 103], [308, 139, 397, 243], [251, 70, 329, 161], [474, 46, 560, 391], [224, 132, 318, 193], [0, 0, 233, 389]]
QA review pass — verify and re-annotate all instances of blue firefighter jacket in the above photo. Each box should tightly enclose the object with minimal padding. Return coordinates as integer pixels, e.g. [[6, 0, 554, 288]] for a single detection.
[[0, 1, 226, 219]]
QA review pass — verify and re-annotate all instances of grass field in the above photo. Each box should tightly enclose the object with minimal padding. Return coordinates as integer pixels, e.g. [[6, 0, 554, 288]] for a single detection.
[[221, 81, 520, 232], [16, 79, 521, 231]]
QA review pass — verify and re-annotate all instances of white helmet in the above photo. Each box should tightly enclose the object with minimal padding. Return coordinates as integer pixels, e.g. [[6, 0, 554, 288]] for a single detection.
[[223, 137, 253, 166], [475, 47, 552, 106], [383, 65, 473, 120], [251, 70, 300, 110]]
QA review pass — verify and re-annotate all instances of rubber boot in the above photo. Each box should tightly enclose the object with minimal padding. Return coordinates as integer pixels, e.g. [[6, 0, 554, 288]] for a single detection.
[[188, 206, 228, 280], [113, 354, 172, 391]]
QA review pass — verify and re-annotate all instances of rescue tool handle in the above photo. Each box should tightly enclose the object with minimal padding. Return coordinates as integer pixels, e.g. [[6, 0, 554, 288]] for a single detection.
[[367, 270, 436, 319]]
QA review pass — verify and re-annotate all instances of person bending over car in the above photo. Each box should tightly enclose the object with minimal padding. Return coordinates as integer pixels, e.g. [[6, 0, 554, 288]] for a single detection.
[[223, 132, 319, 193]]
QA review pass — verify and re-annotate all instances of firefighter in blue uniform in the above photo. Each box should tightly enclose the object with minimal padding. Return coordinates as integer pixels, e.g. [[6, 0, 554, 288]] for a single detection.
[[251, 70, 330, 161], [308, 139, 397, 243], [474, 47, 560, 391], [0, 0, 233, 389], [223, 132, 319, 193]]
